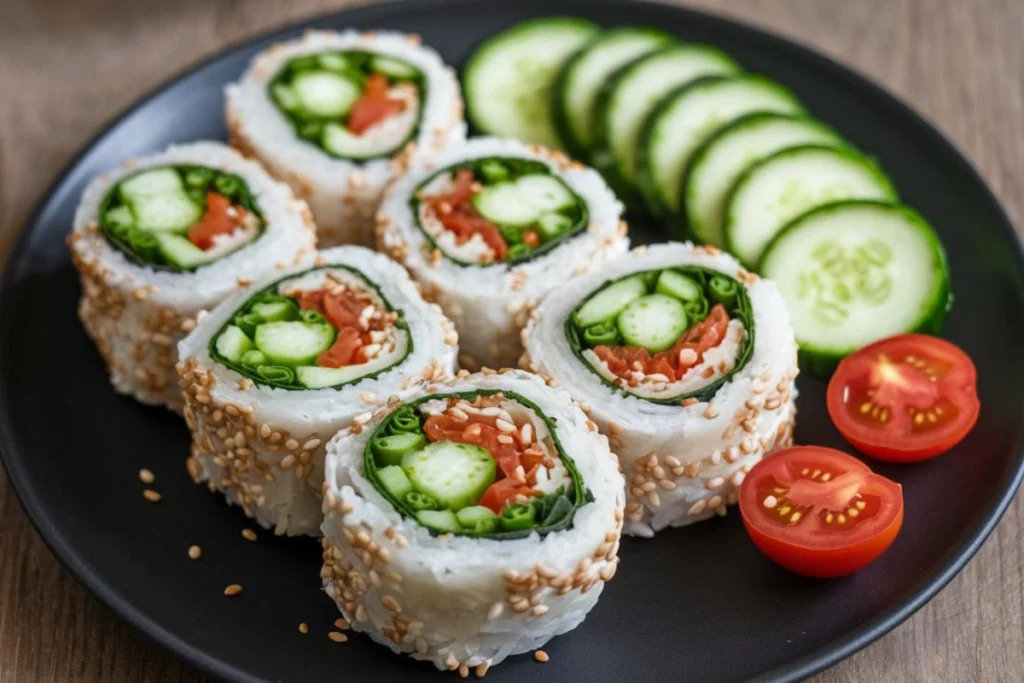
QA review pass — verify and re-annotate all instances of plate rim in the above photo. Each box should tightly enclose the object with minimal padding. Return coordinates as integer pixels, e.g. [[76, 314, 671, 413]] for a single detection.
[[1, 1, 1022, 682]]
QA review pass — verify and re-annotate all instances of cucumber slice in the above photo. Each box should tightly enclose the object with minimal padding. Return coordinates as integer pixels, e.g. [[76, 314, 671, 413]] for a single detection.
[[250, 299, 298, 323], [464, 17, 599, 148], [536, 212, 574, 240], [574, 274, 647, 328], [215, 325, 254, 363], [377, 465, 414, 501], [317, 53, 350, 72], [294, 364, 372, 389], [617, 294, 688, 352], [320, 121, 412, 160], [478, 159, 511, 184], [637, 75, 804, 217], [725, 145, 897, 268], [254, 321, 335, 366], [552, 26, 676, 158], [416, 509, 461, 534], [371, 432, 428, 467], [119, 168, 184, 197], [761, 201, 950, 374], [471, 183, 540, 227], [400, 442, 496, 512], [685, 113, 843, 246], [655, 270, 702, 302], [120, 169, 202, 232], [240, 350, 267, 368], [153, 233, 218, 269], [372, 55, 420, 80], [591, 45, 740, 206], [292, 71, 361, 118], [104, 205, 135, 230], [456, 505, 500, 534], [514, 175, 576, 212], [271, 83, 300, 111]]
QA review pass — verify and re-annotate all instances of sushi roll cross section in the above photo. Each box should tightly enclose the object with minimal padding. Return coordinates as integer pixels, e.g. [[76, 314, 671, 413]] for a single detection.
[[178, 246, 458, 536], [524, 242, 799, 536], [322, 370, 624, 671], [68, 141, 317, 411], [378, 137, 628, 369], [227, 30, 466, 247]]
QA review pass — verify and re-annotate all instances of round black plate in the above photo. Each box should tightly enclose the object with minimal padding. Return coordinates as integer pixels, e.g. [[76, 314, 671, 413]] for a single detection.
[[1, 1, 1022, 682]]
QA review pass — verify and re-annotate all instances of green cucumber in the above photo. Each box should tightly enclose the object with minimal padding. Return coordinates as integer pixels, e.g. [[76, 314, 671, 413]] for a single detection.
[[400, 441, 496, 512], [725, 145, 897, 268], [637, 74, 804, 218], [617, 294, 688, 352], [240, 350, 267, 369], [154, 233, 218, 269], [456, 505, 500, 534], [294, 364, 374, 389], [371, 432, 428, 467], [254, 321, 335, 366], [685, 113, 843, 246], [552, 26, 676, 159], [120, 169, 202, 232], [574, 274, 647, 328], [372, 55, 420, 80], [119, 168, 184, 197], [292, 71, 361, 118], [471, 183, 540, 227], [214, 326, 254, 363], [271, 83, 300, 111], [416, 509, 461, 534], [655, 270, 702, 302], [377, 465, 414, 501], [104, 205, 135, 230], [464, 17, 600, 148], [760, 200, 950, 375], [250, 297, 299, 323], [536, 212, 574, 240], [514, 174, 576, 212], [317, 53, 350, 72]]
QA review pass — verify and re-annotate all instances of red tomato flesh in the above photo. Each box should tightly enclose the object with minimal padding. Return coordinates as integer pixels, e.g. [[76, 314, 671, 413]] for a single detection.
[[827, 334, 979, 462], [739, 446, 903, 578], [187, 191, 247, 250], [423, 169, 508, 261], [347, 73, 406, 135]]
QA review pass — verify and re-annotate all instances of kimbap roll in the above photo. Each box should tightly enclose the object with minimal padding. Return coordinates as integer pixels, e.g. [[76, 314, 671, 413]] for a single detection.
[[321, 369, 624, 672], [68, 141, 317, 411], [177, 246, 458, 535], [523, 242, 799, 536], [377, 137, 628, 369], [226, 30, 465, 247]]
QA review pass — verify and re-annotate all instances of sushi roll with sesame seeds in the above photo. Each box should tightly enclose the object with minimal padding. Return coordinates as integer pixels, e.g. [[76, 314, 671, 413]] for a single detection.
[[226, 30, 466, 247], [67, 141, 318, 412], [376, 136, 629, 370], [522, 242, 799, 536], [320, 369, 624, 671], [176, 245, 458, 536]]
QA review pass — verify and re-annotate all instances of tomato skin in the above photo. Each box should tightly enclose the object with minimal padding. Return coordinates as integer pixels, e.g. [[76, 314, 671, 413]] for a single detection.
[[739, 446, 904, 578], [827, 334, 980, 463], [479, 478, 533, 514]]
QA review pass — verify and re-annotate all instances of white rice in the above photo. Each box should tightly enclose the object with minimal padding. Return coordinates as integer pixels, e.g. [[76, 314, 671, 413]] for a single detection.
[[177, 246, 458, 536], [67, 140, 318, 411], [226, 29, 466, 247], [321, 370, 624, 671], [377, 137, 629, 370], [522, 242, 800, 536]]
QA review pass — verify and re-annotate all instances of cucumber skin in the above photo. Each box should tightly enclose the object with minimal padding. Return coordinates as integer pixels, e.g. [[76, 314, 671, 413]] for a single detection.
[[760, 200, 952, 377], [463, 16, 600, 147], [550, 26, 677, 161], [722, 144, 898, 268]]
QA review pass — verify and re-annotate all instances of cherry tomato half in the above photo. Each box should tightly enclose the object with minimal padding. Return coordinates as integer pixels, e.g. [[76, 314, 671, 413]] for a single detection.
[[739, 446, 903, 578], [827, 334, 979, 462]]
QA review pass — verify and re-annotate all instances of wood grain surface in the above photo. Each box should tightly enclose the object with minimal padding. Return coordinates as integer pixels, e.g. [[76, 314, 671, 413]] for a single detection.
[[1, 0, 1022, 681]]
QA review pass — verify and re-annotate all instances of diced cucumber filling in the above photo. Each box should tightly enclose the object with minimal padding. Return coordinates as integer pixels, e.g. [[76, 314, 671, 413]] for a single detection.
[[293, 71, 361, 118], [377, 465, 414, 501], [215, 326, 254, 363], [250, 298, 299, 323], [371, 55, 420, 80], [372, 432, 428, 467], [574, 275, 647, 328], [472, 183, 540, 227], [536, 212, 574, 240], [119, 168, 184, 197], [401, 442, 497, 512], [271, 83, 300, 111], [317, 53, 350, 72], [617, 294, 688, 352], [104, 205, 135, 230], [294, 365, 372, 389], [254, 321, 335, 366], [416, 509, 461, 534], [514, 174, 576, 212], [656, 270, 702, 302], [154, 233, 219, 269], [456, 505, 500, 534]]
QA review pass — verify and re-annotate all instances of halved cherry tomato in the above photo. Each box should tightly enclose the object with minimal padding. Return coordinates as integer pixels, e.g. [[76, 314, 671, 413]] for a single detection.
[[479, 478, 534, 514], [739, 446, 903, 578], [347, 74, 406, 135], [827, 334, 979, 462], [187, 192, 245, 250]]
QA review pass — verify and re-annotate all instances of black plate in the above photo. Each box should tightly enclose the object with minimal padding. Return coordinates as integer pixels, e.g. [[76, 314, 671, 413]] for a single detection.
[[1, 1, 1022, 681]]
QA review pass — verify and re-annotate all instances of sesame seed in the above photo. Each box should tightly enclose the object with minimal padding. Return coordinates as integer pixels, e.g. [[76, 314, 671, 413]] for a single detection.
[[328, 631, 348, 643], [143, 489, 161, 503], [534, 650, 550, 663], [241, 529, 257, 542], [334, 618, 350, 630], [298, 622, 308, 634], [188, 545, 202, 560], [223, 584, 243, 596], [138, 468, 155, 484], [459, 663, 470, 678]]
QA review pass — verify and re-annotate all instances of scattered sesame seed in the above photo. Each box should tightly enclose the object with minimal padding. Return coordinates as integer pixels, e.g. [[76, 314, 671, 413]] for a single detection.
[[328, 631, 348, 643], [241, 528, 257, 542], [298, 622, 309, 634], [534, 650, 550, 663], [142, 489, 161, 503], [223, 584, 243, 597], [188, 545, 202, 560], [138, 468, 155, 484], [334, 618, 350, 630]]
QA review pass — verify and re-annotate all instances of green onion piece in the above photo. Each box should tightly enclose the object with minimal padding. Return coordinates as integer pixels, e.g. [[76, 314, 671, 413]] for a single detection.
[[298, 121, 324, 141], [684, 295, 710, 326], [256, 365, 295, 384], [240, 350, 267, 369], [404, 490, 439, 512], [371, 432, 427, 467], [213, 174, 243, 200], [288, 55, 319, 73], [128, 229, 161, 263], [709, 275, 739, 308], [183, 167, 214, 189], [507, 244, 531, 261], [477, 159, 510, 184], [186, 187, 207, 208], [499, 503, 536, 532], [581, 320, 620, 348], [386, 406, 423, 435], [300, 309, 328, 326], [233, 312, 263, 339], [499, 224, 523, 245]]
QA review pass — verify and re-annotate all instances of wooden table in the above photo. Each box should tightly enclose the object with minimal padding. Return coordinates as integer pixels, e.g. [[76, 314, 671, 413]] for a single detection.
[[1, 0, 1021, 680]]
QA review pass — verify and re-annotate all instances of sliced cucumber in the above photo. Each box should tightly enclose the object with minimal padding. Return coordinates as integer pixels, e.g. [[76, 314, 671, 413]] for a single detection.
[[377, 465, 414, 501], [120, 169, 202, 232], [240, 350, 267, 368], [725, 145, 897, 268], [760, 201, 950, 375], [591, 45, 740, 206], [416, 509, 461, 534], [270, 83, 300, 111], [464, 17, 600, 148], [552, 26, 676, 158], [215, 325, 254, 363], [254, 321, 335, 366], [617, 294, 688, 352], [400, 441, 497, 512], [317, 53, 350, 72], [250, 299, 298, 323], [154, 233, 218, 269], [685, 113, 843, 246], [514, 175, 576, 212], [372, 432, 428, 467], [372, 55, 420, 80], [456, 505, 500, 534], [294, 364, 372, 389], [472, 183, 540, 227], [292, 71, 361, 118], [536, 212, 574, 240], [637, 75, 804, 217], [655, 270, 702, 302], [119, 168, 184, 197], [574, 274, 648, 328], [104, 205, 135, 230], [320, 121, 412, 160]]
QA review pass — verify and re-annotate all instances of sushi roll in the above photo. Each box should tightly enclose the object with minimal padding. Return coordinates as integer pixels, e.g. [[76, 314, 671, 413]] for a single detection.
[[226, 30, 465, 247], [522, 242, 799, 536], [321, 369, 624, 672], [67, 141, 317, 411], [177, 246, 458, 536], [376, 137, 629, 370]]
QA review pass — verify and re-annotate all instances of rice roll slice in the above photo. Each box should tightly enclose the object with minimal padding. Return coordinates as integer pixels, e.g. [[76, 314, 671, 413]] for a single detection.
[[321, 369, 624, 671], [68, 141, 317, 411], [177, 245, 458, 536], [523, 242, 799, 536], [377, 137, 629, 369], [227, 30, 466, 247]]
